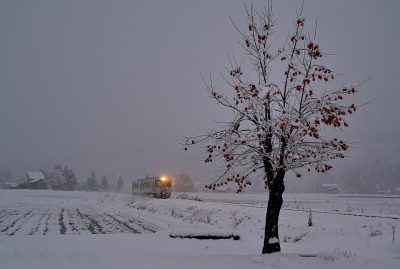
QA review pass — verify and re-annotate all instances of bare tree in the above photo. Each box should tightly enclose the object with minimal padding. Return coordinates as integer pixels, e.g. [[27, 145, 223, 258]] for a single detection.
[[185, 2, 361, 254]]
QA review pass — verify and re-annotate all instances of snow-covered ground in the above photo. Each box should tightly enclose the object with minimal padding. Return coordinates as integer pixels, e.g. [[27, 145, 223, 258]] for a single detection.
[[0, 189, 399, 269]]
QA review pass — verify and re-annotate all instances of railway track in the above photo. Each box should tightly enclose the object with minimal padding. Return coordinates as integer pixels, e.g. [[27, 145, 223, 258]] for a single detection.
[[207, 201, 400, 220]]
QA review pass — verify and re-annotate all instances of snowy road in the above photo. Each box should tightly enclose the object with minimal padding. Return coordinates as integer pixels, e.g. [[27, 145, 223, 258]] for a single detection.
[[0, 190, 157, 236]]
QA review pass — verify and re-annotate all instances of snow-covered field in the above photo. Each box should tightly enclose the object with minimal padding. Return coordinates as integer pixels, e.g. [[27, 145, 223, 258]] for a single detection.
[[0, 190, 399, 269]]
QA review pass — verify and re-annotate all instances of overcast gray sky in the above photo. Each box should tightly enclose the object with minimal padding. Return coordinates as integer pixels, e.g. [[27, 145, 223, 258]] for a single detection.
[[1, 0, 399, 183]]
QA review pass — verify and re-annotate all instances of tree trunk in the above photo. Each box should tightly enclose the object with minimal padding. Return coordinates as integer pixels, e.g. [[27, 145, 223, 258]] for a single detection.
[[262, 175, 285, 254]]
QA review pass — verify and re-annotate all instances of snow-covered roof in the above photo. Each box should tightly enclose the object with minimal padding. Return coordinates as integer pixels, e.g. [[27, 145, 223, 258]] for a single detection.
[[27, 171, 45, 182], [322, 183, 339, 188]]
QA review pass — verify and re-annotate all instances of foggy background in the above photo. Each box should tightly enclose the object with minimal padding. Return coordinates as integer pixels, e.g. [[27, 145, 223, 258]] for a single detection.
[[0, 0, 399, 192]]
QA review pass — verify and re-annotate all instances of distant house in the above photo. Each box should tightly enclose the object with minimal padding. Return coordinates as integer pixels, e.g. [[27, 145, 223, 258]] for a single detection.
[[18, 171, 47, 189], [321, 183, 343, 194]]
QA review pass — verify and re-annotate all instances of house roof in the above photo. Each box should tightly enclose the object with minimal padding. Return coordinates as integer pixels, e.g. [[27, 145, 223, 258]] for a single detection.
[[27, 171, 45, 182], [322, 184, 339, 188]]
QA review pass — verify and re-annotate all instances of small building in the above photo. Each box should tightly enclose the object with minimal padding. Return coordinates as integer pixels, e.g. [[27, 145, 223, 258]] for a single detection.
[[19, 172, 47, 189], [322, 183, 343, 194]]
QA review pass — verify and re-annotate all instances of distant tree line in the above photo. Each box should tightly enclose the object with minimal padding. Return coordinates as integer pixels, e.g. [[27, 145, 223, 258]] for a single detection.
[[173, 172, 196, 192], [314, 161, 400, 194], [41, 166, 125, 192], [82, 170, 124, 192], [0, 166, 126, 193]]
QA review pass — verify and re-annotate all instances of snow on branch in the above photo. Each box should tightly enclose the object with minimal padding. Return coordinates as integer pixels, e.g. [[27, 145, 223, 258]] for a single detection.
[[184, 3, 361, 193]]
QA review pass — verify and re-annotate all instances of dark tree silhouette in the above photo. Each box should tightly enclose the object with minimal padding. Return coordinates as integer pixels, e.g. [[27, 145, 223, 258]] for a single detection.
[[116, 175, 124, 192], [87, 170, 99, 191], [101, 176, 109, 191], [63, 166, 77, 190]]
